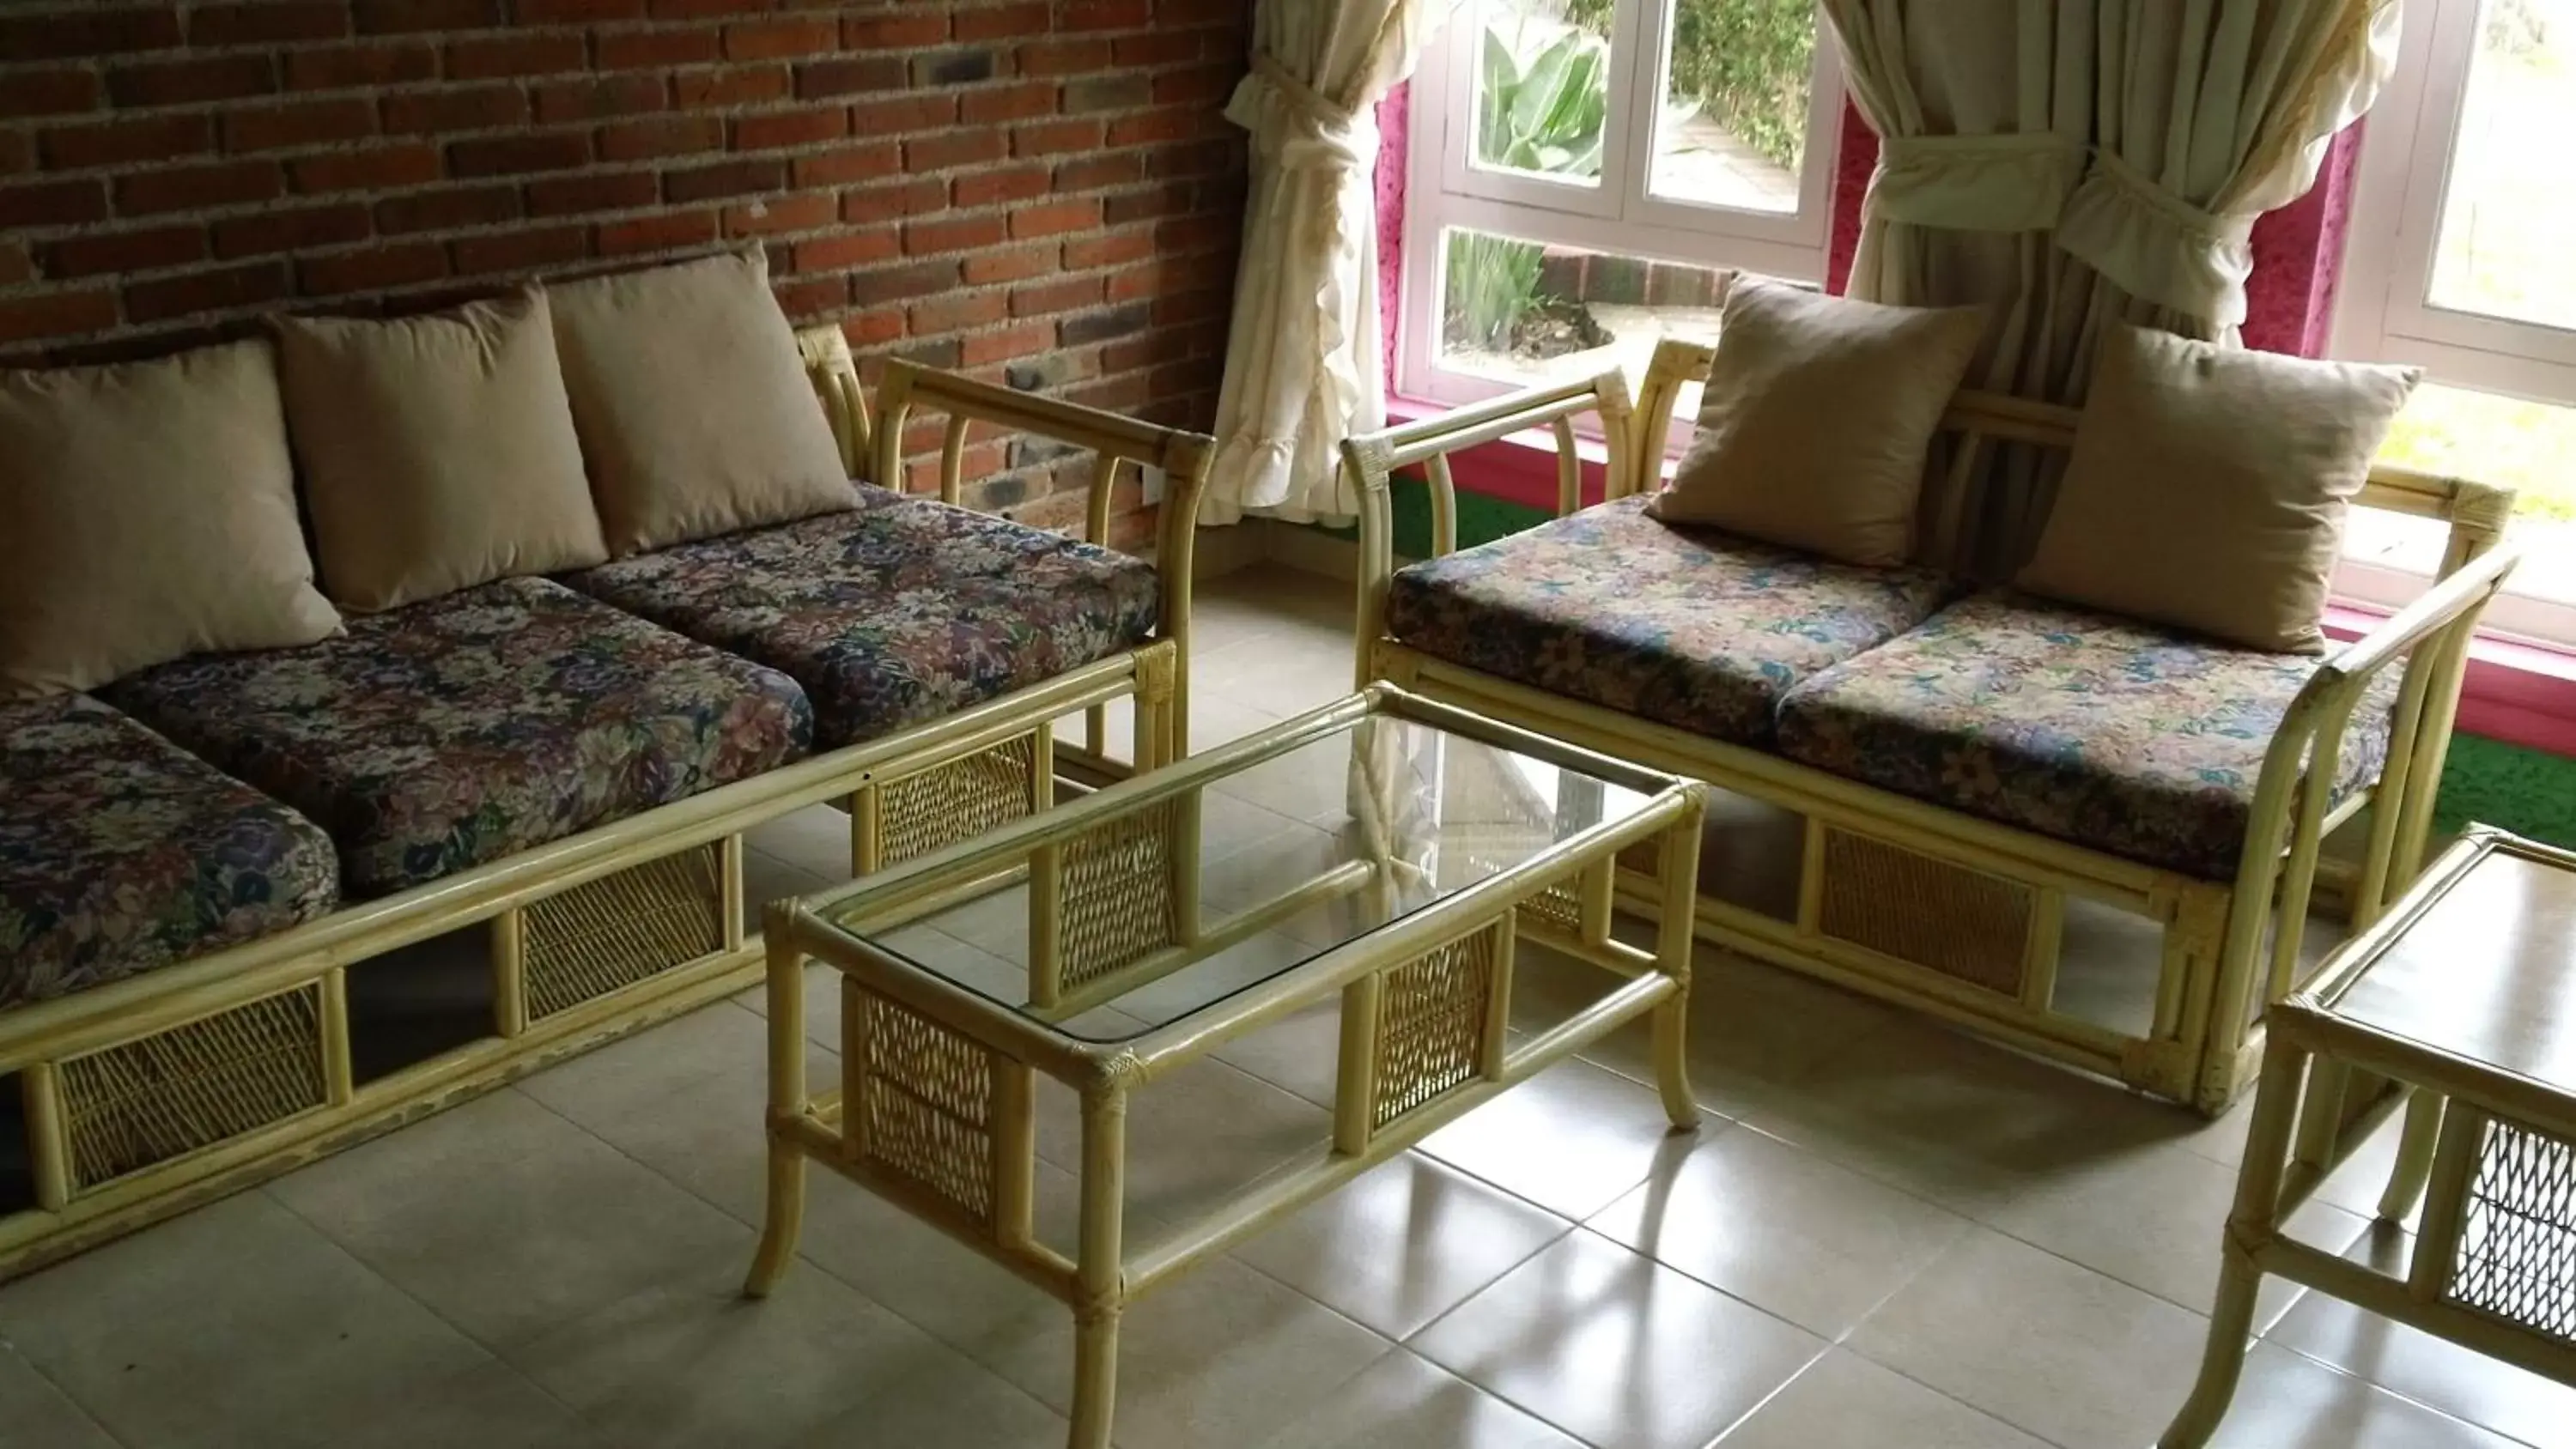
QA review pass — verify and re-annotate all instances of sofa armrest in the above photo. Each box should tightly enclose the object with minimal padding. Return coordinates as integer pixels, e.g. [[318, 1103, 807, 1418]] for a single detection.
[[793, 324, 870, 482]]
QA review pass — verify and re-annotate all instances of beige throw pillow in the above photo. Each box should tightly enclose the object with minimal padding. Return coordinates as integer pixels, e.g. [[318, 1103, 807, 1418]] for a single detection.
[[274, 289, 606, 612], [2017, 325, 2421, 654], [0, 340, 342, 698], [1649, 277, 1989, 567], [546, 250, 854, 556]]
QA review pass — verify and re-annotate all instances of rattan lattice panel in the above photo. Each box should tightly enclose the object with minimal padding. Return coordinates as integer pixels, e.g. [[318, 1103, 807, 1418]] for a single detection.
[[1059, 797, 1182, 992], [58, 984, 327, 1191], [1818, 828, 2032, 996], [1516, 879, 1582, 937], [851, 984, 996, 1225], [523, 844, 725, 1021], [2450, 1118, 2576, 1346], [1372, 925, 1498, 1129], [879, 735, 1042, 868]]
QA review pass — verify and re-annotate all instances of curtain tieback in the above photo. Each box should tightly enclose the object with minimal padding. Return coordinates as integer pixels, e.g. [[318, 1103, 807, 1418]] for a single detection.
[[2056, 148, 2260, 328], [1868, 133, 2087, 232], [1226, 52, 1364, 169]]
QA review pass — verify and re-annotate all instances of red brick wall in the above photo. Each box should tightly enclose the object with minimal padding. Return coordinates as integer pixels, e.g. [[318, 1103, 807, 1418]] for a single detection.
[[0, 0, 1249, 541]]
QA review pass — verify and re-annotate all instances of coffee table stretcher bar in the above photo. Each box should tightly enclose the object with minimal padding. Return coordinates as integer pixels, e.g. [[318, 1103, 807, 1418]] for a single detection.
[[739, 687, 1708, 1448], [2160, 828, 2576, 1446]]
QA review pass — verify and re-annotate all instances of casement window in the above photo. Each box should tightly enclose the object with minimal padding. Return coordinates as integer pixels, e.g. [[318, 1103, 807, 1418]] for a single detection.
[[2336, 0, 2576, 645], [1395, 0, 1843, 418]]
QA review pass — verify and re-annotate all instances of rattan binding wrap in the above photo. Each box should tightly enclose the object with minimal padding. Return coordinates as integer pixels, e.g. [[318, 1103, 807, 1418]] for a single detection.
[[1818, 828, 2032, 996], [879, 735, 1042, 868], [523, 845, 725, 1021], [1372, 926, 1498, 1128], [58, 985, 327, 1191], [1059, 797, 1182, 992], [849, 982, 996, 1225], [2450, 1117, 2576, 1346]]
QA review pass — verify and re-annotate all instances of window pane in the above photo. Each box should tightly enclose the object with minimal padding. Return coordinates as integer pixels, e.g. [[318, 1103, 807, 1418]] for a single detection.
[[2427, 0, 2576, 331], [1472, 0, 1613, 188], [1436, 227, 1726, 387], [2370, 381, 2576, 604], [1646, 0, 1816, 214]]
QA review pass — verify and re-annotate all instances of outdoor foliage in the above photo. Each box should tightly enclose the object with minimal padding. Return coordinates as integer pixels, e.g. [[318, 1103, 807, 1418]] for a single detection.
[[1565, 0, 1816, 170], [1475, 21, 1611, 177], [1445, 229, 1548, 351]]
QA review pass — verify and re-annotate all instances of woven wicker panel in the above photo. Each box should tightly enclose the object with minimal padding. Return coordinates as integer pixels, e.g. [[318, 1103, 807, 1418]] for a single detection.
[[879, 735, 1042, 868], [1516, 879, 1582, 937], [2450, 1118, 2576, 1347], [58, 984, 327, 1191], [1817, 828, 2032, 996], [1059, 797, 1182, 993], [852, 983, 995, 1225], [522, 843, 726, 1021], [1371, 925, 1498, 1129]]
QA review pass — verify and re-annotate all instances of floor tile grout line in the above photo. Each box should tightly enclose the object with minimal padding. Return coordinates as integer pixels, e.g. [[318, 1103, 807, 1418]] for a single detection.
[[0, 1334, 132, 1449], [2257, 1333, 2556, 1449]]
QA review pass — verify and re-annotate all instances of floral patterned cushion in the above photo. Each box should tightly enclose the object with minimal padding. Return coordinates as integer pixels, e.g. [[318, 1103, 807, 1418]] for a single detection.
[[563, 491, 1161, 749], [2, 696, 337, 1008], [1774, 591, 2400, 881], [1383, 497, 1959, 745], [100, 577, 812, 898]]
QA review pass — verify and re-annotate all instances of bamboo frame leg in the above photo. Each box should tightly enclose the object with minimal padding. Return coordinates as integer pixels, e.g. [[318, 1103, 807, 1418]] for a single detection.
[[2161, 1040, 2309, 1447], [744, 932, 811, 1299], [2377, 1087, 2445, 1222], [1649, 812, 1704, 1130], [1070, 1084, 1129, 1449]]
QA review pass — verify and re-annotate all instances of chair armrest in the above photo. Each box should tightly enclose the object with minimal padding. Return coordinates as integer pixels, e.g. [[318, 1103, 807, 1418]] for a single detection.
[[2324, 540, 2523, 682], [793, 324, 870, 482]]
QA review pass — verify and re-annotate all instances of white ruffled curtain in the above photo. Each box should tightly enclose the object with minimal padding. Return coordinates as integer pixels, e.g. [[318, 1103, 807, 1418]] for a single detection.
[[1822, 0, 2402, 575], [1200, 0, 1446, 525]]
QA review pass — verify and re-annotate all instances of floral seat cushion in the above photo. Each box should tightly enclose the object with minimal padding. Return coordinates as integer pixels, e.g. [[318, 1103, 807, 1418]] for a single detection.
[[564, 491, 1161, 749], [2, 696, 337, 1008], [100, 577, 812, 898], [1774, 591, 2400, 881], [1384, 497, 1959, 745]]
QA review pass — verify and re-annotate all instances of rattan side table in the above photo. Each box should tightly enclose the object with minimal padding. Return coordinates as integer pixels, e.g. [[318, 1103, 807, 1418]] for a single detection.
[[2162, 828, 2576, 1446], [740, 686, 1709, 1449]]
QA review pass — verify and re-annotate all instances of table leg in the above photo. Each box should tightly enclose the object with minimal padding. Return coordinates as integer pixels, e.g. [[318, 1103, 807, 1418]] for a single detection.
[[1649, 811, 1704, 1131], [2378, 1087, 2445, 1222], [2161, 1040, 2308, 1447], [745, 934, 811, 1298], [1069, 1084, 1128, 1449]]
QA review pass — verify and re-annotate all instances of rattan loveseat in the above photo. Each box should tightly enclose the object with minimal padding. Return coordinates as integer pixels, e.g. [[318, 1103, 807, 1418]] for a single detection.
[[0, 326, 1211, 1280], [1347, 338, 2519, 1114]]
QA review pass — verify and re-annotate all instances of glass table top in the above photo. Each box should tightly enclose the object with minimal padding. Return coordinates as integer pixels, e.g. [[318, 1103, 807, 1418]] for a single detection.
[[818, 706, 1659, 1042]]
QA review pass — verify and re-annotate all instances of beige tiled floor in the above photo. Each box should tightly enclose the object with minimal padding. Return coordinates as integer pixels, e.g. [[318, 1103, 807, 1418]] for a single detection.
[[4, 563, 2572, 1449]]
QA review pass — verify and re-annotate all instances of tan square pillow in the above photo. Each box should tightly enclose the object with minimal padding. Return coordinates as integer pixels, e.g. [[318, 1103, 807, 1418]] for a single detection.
[[273, 288, 606, 612], [0, 340, 342, 698], [1648, 277, 1989, 567], [546, 249, 853, 556], [2017, 326, 2421, 654]]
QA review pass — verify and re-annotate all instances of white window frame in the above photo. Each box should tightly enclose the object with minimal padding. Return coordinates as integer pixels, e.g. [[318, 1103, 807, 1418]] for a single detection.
[[2333, 0, 2576, 646], [1396, 0, 1844, 417]]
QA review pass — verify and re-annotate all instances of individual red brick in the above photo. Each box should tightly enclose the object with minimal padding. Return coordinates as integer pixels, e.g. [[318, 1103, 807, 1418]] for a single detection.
[[794, 57, 905, 100], [963, 82, 1057, 126], [724, 17, 837, 60], [1153, 62, 1239, 107], [1060, 0, 1151, 30], [190, 2, 349, 44], [1012, 198, 1102, 240], [961, 319, 1056, 367], [1063, 230, 1153, 270], [907, 130, 1005, 171], [649, 0, 767, 15], [115, 161, 283, 216], [841, 12, 947, 48], [731, 107, 845, 151], [1012, 275, 1105, 318], [1147, 138, 1235, 180], [45, 224, 207, 278], [1063, 74, 1150, 113], [1150, 287, 1225, 326], [525, 169, 657, 215], [0, 242, 28, 286], [597, 208, 717, 255], [596, 27, 718, 70], [912, 48, 1001, 87], [284, 43, 437, 91], [0, 178, 107, 227], [1158, 0, 1243, 22], [848, 94, 957, 136], [0, 70, 100, 120], [518, 0, 645, 18], [447, 33, 587, 80], [1056, 152, 1145, 191], [902, 213, 1004, 255], [962, 242, 1055, 284], [1018, 39, 1114, 77], [1103, 181, 1189, 224], [453, 223, 591, 274], [908, 291, 1006, 334], [40, 114, 213, 169], [662, 157, 781, 203], [724, 191, 834, 237], [1156, 211, 1233, 253], [448, 133, 592, 178], [791, 141, 898, 186], [299, 241, 447, 294], [375, 183, 520, 233], [0, 289, 117, 345], [289, 142, 442, 193], [773, 273, 851, 318], [222, 99, 376, 155], [106, 55, 279, 109], [957, 3, 1048, 41], [353, 0, 502, 35], [1112, 31, 1200, 66], [1106, 261, 1165, 303], [0, 132, 32, 176], [836, 305, 902, 346], [0, 8, 181, 60], [847, 258, 959, 305], [673, 67, 791, 107], [793, 230, 898, 271], [1010, 119, 1102, 158], [837, 175, 945, 223], [952, 163, 1048, 209], [597, 115, 724, 161], [382, 86, 527, 135], [532, 76, 668, 124], [213, 203, 371, 258], [1106, 110, 1199, 148], [124, 260, 292, 323]]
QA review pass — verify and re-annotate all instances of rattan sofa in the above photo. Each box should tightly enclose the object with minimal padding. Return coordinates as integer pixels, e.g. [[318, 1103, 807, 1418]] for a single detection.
[[1346, 338, 2519, 1115], [0, 326, 1210, 1279]]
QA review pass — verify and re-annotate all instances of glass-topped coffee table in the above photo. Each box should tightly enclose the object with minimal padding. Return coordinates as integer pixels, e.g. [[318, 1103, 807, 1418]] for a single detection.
[[741, 685, 1708, 1447]]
